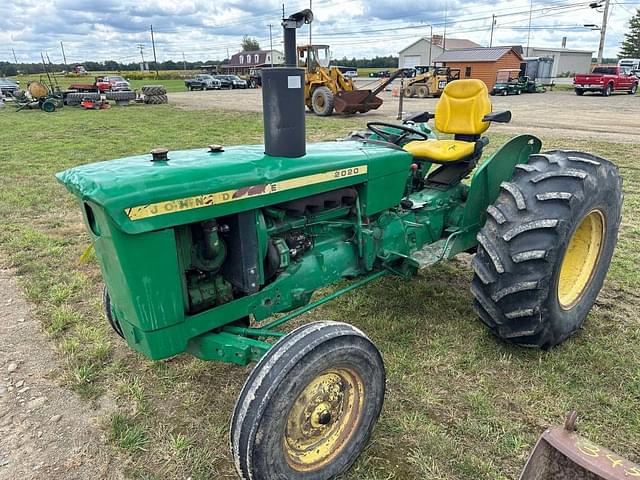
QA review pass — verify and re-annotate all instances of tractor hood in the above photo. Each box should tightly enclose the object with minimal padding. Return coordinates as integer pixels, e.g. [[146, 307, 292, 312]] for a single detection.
[[57, 140, 411, 234]]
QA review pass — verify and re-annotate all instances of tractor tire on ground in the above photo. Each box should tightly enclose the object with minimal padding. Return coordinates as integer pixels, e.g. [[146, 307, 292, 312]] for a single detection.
[[103, 287, 124, 339], [141, 85, 167, 96], [471, 150, 622, 349], [416, 85, 429, 98], [105, 91, 136, 102], [66, 92, 100, 105], [144, 94, 168, 105], [311, 86, 335, 116], [231, 321, 385, 480], [403, 86, 415, 98]]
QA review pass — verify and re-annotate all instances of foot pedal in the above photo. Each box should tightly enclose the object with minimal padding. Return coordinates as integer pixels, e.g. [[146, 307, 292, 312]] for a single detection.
[[409, 239, 449, 268]]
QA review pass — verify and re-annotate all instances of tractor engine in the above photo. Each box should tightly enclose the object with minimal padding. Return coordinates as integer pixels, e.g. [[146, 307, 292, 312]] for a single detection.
[[179, 188, 357, 315]]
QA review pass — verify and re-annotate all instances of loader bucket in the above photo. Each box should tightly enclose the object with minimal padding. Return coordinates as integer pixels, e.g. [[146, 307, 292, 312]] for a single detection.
[[520, 412, 639, 480], [333, 90, 383, 114]]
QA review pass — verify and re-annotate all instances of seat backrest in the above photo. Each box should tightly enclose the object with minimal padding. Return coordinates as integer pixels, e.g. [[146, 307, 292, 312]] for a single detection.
[[435, 79, 492, 136]]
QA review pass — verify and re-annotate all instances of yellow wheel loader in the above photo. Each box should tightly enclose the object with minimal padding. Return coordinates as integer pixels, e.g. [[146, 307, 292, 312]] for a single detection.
[[404, 66, 461, 98], [298, 44, 403, 116]]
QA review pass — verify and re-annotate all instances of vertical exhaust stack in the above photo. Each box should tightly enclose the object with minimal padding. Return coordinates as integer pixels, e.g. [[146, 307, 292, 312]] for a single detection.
[[262, 9, 313, 158]]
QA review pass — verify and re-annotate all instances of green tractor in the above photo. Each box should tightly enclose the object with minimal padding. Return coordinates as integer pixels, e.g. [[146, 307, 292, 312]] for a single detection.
[[57, 11, 622, 480]]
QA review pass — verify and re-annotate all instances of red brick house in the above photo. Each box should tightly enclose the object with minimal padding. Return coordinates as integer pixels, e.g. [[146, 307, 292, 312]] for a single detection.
[[224, 50, 285, 75]]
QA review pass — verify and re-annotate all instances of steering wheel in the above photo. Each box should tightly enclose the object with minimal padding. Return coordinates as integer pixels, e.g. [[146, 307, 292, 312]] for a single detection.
[[366, 121, 431, 145]]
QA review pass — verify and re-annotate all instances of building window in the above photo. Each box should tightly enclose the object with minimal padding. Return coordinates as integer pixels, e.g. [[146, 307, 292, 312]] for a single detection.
[[465, 66, 472, 78], [239, 56, 243, 64], [266, 54, 271, 63], [254, 54, 259, 63], [246, 54, 251, 63]]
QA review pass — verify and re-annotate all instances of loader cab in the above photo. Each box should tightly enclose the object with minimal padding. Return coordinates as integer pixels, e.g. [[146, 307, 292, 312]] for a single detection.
[[298, 45, 331, 72]]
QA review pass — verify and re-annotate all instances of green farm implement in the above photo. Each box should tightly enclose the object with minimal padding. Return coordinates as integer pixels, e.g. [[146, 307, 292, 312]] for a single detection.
[[57, 10, 622, 480]]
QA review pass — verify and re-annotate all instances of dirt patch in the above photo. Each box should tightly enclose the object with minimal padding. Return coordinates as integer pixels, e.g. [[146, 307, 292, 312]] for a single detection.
[[0, 262, 123, 480], [168, 84, 640, 144]]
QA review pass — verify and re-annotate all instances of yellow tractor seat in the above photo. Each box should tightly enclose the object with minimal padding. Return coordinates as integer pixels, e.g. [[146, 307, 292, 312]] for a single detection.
[[403, 139, 475, 163], [400, 79, 511, 187]]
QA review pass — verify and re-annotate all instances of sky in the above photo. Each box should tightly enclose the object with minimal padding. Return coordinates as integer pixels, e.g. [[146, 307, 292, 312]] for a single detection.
[[2, 0, 638, 65]]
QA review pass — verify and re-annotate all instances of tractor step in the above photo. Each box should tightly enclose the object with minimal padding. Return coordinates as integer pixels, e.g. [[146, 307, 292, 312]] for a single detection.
[[409, 239, 449, 268]]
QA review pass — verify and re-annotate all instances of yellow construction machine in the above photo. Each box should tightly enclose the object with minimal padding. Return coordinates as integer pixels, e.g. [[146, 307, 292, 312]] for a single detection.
[[298, 44, 403, 116], [403, 66, 461, 98]]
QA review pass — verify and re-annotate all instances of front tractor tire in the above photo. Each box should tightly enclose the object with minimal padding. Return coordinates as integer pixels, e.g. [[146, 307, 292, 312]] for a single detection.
[[231, 321, 385, 480], [312, 86, 335, 116], [471, 151, 622, 348]]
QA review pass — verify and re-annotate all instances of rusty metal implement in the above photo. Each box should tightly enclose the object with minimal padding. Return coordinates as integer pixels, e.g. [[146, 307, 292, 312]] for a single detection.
[[520, 412, 640, 480]]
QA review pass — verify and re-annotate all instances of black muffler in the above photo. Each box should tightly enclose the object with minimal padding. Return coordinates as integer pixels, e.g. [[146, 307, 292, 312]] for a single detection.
[[262, 9, 313, 158]]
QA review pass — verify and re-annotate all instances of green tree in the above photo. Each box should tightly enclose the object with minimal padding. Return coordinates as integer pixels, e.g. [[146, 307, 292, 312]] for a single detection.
[[241, 35, 261, 52], [619, 7, 640, 58]]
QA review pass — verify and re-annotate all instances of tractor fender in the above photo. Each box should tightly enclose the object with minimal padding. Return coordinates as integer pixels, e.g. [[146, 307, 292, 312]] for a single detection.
[[448, 134, 542, 255]]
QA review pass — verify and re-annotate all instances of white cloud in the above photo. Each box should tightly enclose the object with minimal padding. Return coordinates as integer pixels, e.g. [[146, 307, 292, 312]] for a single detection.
[[2, 0, 636, 64]]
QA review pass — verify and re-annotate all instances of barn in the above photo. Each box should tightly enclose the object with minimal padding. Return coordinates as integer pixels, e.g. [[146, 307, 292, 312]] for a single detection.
[[434, 47, 524, 90]]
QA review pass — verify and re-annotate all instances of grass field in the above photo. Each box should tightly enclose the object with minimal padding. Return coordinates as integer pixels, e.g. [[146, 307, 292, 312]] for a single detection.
[[0, 104, 638, 479]]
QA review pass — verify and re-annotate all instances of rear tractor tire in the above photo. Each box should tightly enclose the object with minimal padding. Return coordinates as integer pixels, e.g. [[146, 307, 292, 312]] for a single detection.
[[141, 85, 167, 96], [471, 150, 622, 348], [231, 321, 385, 480], [144, 94, 168, 105], [311, 86, 334, 116]]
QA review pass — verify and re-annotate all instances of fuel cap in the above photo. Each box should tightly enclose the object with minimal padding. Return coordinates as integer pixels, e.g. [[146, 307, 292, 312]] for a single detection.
[[150, 147, 169, 161]]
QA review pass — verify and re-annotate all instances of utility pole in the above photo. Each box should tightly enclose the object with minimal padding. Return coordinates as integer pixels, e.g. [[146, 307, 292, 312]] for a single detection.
[[150, 25, 159, 75], [12, 48, 18, 64], [443, 0, 448, 49], [268, 24, 274, 66], [309, 0, 312, 45], [182, 52, 187, 71], [526, 0, 533, 56], [60, 41, 67, 67], [490, 14, 496, 47], [597, 0, 610, 64], [428, 25, 433, 66], [137, 44, 146, 71]]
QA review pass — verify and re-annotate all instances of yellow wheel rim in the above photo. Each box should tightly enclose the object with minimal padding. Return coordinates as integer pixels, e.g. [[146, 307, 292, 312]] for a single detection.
[[316, 95, 325, 109], [283, 368, 364, 472], [558, 210, 605, 309]]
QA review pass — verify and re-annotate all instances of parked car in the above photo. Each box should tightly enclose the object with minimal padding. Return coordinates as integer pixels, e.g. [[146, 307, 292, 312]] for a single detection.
[[222, 75, 248, 89], [185, 74, 222, 91], [369, 70, 390, 78], [96, 75, 131, 91], [0, 78, 20, 97], [573, 66, 638, 96], [213, 75, 233, 89]]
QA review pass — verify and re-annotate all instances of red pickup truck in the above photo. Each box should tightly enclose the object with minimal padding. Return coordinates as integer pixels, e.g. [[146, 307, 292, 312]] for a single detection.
[[573, 66, 638, 96]]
